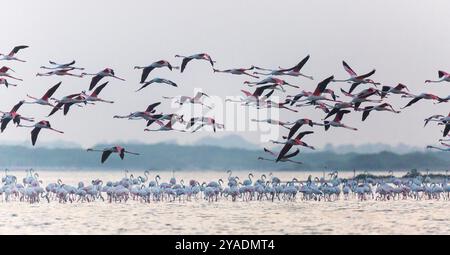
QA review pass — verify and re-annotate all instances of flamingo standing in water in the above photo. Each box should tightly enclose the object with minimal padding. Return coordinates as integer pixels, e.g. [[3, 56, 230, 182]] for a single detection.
[[0, 78, 17, 88], [253, 55, 313, 80], [40, 60, 84, 70], [324, 110, 358, 131], [0, 101, 34, 132], [80, 82, 114, 104], [213, 66, 259, 78], [175, 53, 215, 73], [24, 82, 61, 107], [258, 148, 302, 164], [82, 68, 125, 90], [18, 120, 64, 146], [135, 78, 178, 91], [87, 146, 140, 163], [425, 70, 450, 84], [333, 61, 379, 93], [0, 45, 29, 62], [36, 68, 84, 78], [359, 103, 400, 121], [0, 66, 23, 81], [134, 60, 177, 83]]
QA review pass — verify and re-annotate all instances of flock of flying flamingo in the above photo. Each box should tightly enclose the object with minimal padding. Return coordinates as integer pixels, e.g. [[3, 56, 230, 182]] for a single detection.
[[0, 44, 448, 190]]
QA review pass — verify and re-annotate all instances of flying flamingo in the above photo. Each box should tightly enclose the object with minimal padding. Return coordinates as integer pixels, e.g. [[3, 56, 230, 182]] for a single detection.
[[80, 82, 114, 104], [254, 55, 313, 80], [213, 66, 259, 78], [18, 120, 64, 146], [0, 45, 29, 62], [0, 78, 17, 88], [258, 148, 302, 164], [175, 53, 215, 73], [323, 102, 355, 120], [113, 102, 161, 120], [186, 117, 224, 133], [273, 131, 315, 162], [401, 93, 444, 109], [425, 70, 450, 84], [258, 99, 298, 112], [163, 92, 212, 109], [40, 60, 84, 70], [426, 143, 450, 152], [0, 100, 34, 132], [134, 60, 178, 84], [36, 68, 84, 77], [340, 88, 382, 110], [251, 118, 291, 129], [0, 66, 23, 81], [244, 77, 299, 89], [333, 61, 379, 93], [135, 78, 178, 91], [48, 93, 86, 117], [324, 110, 358, 131], [24, 82, 61, 107], [381, 84, 411, 99], [144, 118, 186, 132], [87, 146, 140, 163], [284, 119, 323, 140], [287, 76, 335, 105], [359, 103, 400, 121], [424, 113, 450, 137], [82, 68, 125, 90], [226, 85, 275, 106]]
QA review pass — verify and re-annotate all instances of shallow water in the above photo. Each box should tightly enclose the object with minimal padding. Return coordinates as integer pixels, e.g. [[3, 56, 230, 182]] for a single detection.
[[1, 170, 449, 235]]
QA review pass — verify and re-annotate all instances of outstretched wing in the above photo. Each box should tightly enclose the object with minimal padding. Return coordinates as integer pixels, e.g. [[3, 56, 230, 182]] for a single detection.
[[43, 82, 62, 100], [279, 55, 310, 73], [1, 118, 11, 132], [145, 102, 161, 112], [140, 66, 155, 83], [89, 75, 104, 90], [283, 148, 300, 159], [101, 150, 113, 163], [313, 76, 334, 96], [91, 82, 109, 97], [9, 45, 28, 56], [48, 102, 64, 117], [31, 127, 41, 146], [355, 69, 376, 80], [286, 122, 302, 140], [276, 143, 294, 162], [180, 57, 193, 73], [11, 100, 24, 112], [295, 131, 314, 140], [342, 61, 357, 77]]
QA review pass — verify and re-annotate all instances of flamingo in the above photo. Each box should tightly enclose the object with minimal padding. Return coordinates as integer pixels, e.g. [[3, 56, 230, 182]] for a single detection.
[[0, 101, 34, 132], [226, 85, 275, 106], [340, 87, 382, 110], [258, 148, 302, 164], [40, 60, 84, 70], [0, 66, 23, 81], [186, 117, 224, 133], [244, 77, 299, 89], [254, 55, 313, 79], [426, 143, 450, 152], [283, 118, 323, 140], [36, 67, 84, 77], [401, 93, 444, 109], [134, 60, 177, 83], [87, 146, 140, 163], [323, 102, 354, 120], [135, 78, 178, 91], [0, 45, 29, 62], [144, 118, 186, 132], [82, 68, 125, 90], [423, 113, 449, 127], [213, 66, 259, 78], [18, 120, 64, 146], [273, 131, 315, 162], [359, 103, 400, 121], [425, 70, 450, 84], [163, 92, 212, 109], [258, 99, 298, 112], [381, 84, 411, 99], [333, 61, 379, 93], [24, 82, 61, 107], [80, 82, 114, 104], [113, 102, 161, 120], [0, 78, 17, 88], [251, 118, 291, 129], [287, 76, 335, 105], [48, 93, 86, 117], [324, 110, 358, 131], [175, 53, 215, 73]]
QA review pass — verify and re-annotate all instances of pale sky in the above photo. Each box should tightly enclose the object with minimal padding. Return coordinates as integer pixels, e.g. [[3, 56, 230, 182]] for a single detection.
[[0, 0, 449, 148]]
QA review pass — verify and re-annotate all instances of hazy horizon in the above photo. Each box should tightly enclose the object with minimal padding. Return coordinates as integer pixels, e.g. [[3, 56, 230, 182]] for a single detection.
[[1, 0, 449, 149]]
